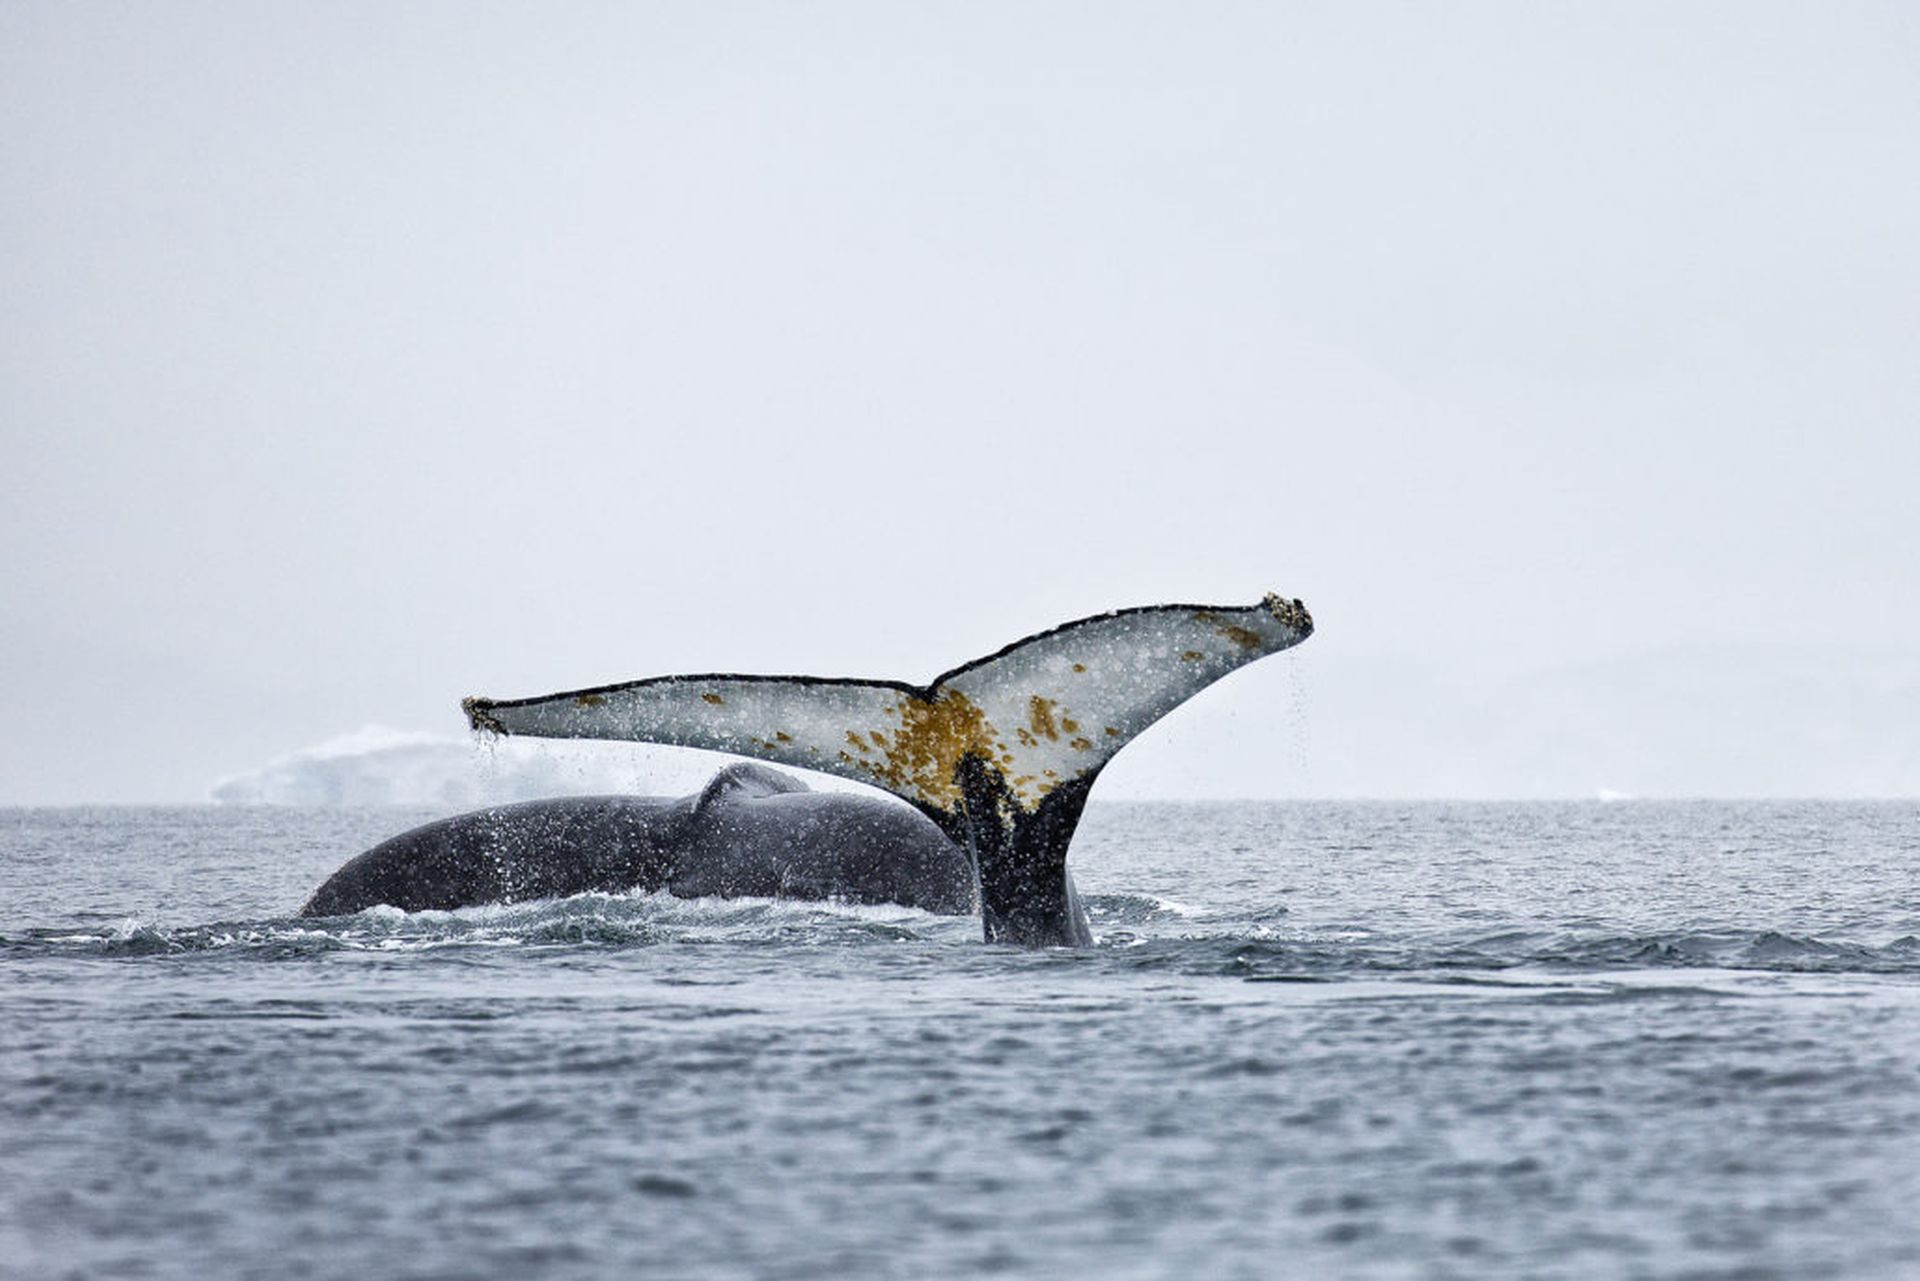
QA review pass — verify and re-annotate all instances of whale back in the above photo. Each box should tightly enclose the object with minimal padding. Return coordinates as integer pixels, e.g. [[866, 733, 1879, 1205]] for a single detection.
[[669, 762, 975, 913], [298, 795, 679, 916]]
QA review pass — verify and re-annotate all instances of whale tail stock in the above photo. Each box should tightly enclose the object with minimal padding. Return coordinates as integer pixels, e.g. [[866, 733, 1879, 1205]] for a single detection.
[[462, 593, 1313, 946]]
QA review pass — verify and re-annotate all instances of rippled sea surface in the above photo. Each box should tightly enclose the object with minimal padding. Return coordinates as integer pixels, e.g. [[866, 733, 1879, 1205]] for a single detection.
[[4, 801, 1918, 1280]]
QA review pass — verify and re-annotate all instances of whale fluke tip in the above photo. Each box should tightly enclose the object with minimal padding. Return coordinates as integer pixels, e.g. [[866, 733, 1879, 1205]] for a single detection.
[[463, 696, 505, 736], [1263, 591, 1313, 636]]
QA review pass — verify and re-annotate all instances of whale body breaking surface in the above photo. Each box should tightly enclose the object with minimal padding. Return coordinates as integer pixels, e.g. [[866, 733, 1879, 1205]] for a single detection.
[[305, 594, 1313, 945], [300, 762, 973, 919]]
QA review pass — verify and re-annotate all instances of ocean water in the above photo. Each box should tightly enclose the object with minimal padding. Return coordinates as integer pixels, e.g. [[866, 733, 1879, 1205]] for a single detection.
[[3, 800, 1918, 1280]]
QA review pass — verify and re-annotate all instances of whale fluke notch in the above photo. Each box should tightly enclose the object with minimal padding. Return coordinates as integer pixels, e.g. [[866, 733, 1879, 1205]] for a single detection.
[[463, 593, 1313, 945]]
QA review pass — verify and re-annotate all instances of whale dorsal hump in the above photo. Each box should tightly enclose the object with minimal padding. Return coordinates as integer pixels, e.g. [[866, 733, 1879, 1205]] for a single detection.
[[692, 761, 813, 815], [464, 594, 1312, 826]]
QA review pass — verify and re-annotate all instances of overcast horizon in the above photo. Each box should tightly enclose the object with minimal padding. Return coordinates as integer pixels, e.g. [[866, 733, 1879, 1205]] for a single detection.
[[5, 3, 1916, 805]]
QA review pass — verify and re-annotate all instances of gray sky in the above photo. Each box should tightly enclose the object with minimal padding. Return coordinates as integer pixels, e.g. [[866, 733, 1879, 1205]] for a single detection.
[[3, 2, 1916, 803]]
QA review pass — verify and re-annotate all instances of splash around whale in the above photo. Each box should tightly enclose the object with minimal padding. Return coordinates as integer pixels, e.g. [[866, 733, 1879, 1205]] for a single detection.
[[303, 594, 1312, 945]]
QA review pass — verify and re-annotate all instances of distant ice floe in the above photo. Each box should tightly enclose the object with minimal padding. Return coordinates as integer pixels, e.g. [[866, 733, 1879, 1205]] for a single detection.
[[209, 724, 741, 806]]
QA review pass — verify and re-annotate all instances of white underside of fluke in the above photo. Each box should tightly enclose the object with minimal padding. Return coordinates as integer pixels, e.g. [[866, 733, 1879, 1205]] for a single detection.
[[464, 595, 1312, 821]]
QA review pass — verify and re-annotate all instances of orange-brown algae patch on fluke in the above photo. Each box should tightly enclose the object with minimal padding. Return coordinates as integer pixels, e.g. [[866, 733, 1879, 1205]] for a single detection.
[[1219, 625, 1262, 649], [701, 692, 726, 706], [575, 694, 607, 708], [1193, 610, 1265, 651], [1027, 696, 1062, 742], [859, 689, 998, 812]]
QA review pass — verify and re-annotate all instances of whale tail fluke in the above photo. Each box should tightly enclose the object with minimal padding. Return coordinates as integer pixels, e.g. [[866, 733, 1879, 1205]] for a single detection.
[[464, 594, 1312, 945]]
